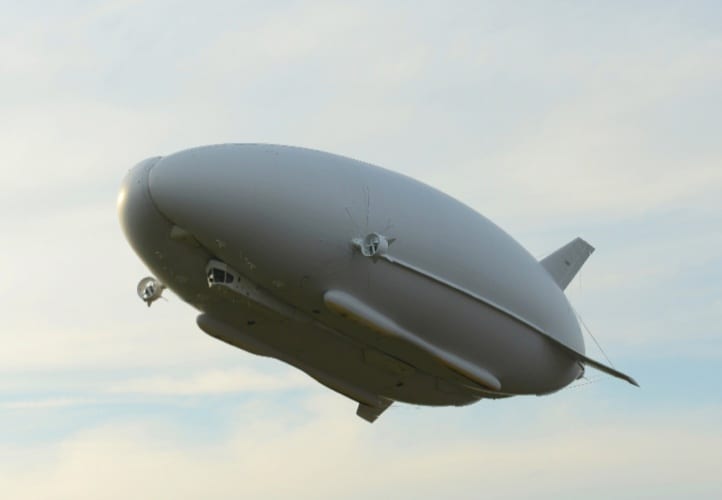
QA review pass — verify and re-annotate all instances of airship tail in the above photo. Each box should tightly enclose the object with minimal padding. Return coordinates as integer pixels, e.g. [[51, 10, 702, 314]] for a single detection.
[[540, 237, 595, 290]]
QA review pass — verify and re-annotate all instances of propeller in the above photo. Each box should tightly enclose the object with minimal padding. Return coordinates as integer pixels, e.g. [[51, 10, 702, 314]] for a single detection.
[[352, 232, 394, 258], [136, 276, 166, 307]]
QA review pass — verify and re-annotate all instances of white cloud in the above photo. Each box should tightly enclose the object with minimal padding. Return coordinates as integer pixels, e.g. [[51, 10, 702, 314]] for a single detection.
[[109, 366, 314, 395], [0, 394, 719, 500], [1, 397, 88, 410], [460, 52, 722, 224]]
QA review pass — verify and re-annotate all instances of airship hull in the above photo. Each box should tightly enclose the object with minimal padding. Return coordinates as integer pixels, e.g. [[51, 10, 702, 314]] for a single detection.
[[118, 144, 601, 416]]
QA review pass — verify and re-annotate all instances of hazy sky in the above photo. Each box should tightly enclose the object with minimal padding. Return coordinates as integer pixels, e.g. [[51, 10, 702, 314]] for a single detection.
[[2, 1, 721, 498]]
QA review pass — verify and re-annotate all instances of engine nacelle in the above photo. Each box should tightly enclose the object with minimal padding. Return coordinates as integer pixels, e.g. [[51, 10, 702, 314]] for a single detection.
[[137, 276, 165, 307]]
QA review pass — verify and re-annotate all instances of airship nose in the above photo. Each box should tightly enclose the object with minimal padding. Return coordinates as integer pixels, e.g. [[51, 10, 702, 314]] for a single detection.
[[117, 156, 167, 263], [144, 146, 246, 248]]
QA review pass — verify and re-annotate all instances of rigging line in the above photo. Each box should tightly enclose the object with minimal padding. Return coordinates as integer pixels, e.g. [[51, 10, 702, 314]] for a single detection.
[[574, 308, 615, 368], [568, 376, 604, 390]]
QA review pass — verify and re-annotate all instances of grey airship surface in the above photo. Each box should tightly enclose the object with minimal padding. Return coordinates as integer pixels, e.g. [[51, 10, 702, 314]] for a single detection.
[[118, 144, 636, 422]]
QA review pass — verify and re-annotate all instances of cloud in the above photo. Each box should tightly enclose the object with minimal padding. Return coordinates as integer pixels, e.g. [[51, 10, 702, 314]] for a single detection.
[[0, 397, 88, 410], [0, 394, 719, 499], [109, 367, 314, 395], [458, 47, 722, 225]]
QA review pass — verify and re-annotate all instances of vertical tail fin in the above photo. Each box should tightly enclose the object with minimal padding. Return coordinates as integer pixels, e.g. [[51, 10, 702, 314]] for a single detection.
[[540, 237, 594, 290]]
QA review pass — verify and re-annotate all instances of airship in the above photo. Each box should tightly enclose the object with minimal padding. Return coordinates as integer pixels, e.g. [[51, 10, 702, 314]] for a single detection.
[[118, 144, 637, 422]]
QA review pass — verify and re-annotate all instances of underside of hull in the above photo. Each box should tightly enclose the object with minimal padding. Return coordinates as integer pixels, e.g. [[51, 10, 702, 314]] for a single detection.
[[195, 300, 489, 408]]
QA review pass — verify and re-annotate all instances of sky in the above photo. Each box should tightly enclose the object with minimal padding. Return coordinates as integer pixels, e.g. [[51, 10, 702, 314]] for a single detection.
[[1, 1, 721, 498]]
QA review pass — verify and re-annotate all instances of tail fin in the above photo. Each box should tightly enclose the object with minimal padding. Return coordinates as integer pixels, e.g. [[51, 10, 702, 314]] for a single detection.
[[540, 237, 594, 290]]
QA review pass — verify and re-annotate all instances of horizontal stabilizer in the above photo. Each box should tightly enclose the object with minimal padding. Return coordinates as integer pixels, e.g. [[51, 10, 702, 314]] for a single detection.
[[582, 355, 639, 387], [548, 339, 639, 387], [541, 237, 595, 290]]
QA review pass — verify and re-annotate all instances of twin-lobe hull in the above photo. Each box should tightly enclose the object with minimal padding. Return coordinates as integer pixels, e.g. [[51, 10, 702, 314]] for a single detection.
[[120, 144, 591, 410]]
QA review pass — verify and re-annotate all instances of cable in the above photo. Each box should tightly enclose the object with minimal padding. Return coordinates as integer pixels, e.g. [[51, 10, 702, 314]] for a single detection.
[[567, 376, 604, 390], [574, 309, 615, 368]]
